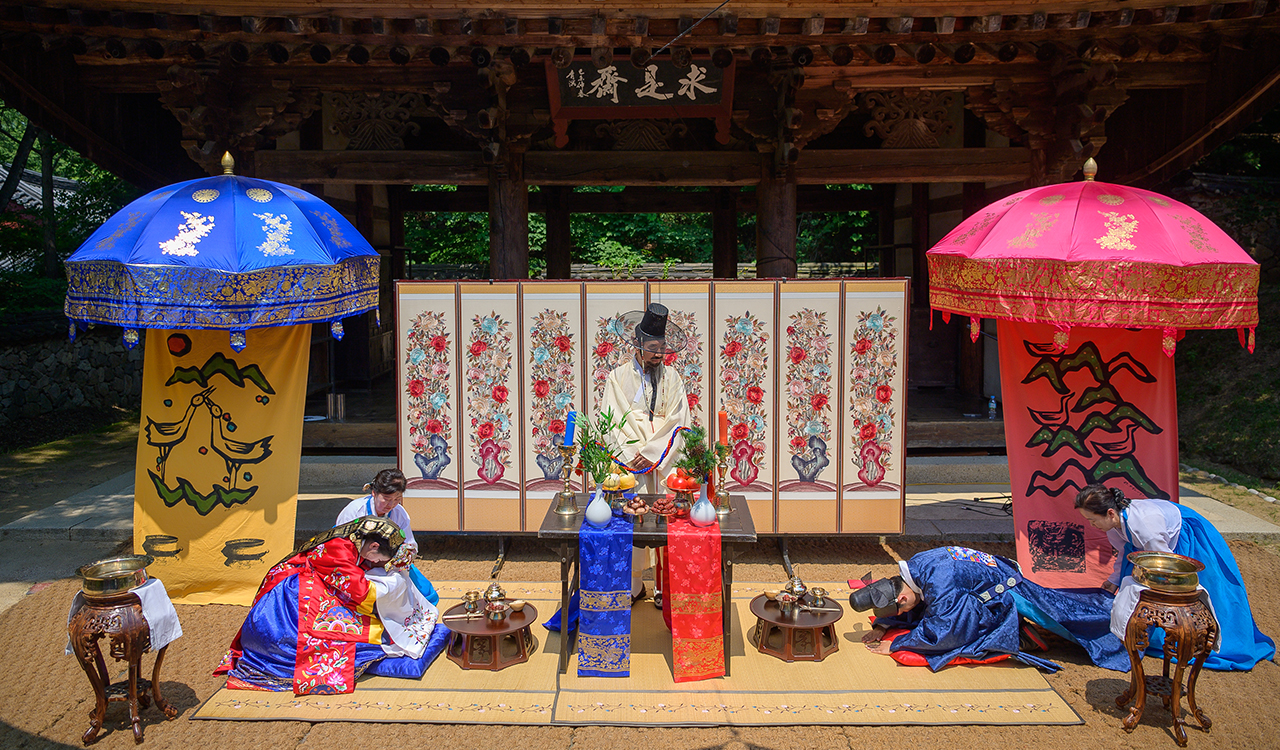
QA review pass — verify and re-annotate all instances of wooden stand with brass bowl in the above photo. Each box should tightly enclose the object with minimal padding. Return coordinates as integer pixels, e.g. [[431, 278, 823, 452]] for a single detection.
[[444, 602, 538, 671], [69, 556, 176, 745], [1117, 552, 1218, 747], [749, 593, 843, 662]]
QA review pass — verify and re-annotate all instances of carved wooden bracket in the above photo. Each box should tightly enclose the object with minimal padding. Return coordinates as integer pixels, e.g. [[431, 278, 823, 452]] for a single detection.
[[966, 59, 1128, 185], [595, 120, 689, 150], [157, 62, 319, 174], [328, 91, 430, 150], [861, 89, 958, 149]]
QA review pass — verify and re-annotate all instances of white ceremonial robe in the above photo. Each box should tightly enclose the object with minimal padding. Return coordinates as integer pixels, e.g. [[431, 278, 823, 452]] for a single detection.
[[603, 357, 691, 596], [602, 357, 691, 481]]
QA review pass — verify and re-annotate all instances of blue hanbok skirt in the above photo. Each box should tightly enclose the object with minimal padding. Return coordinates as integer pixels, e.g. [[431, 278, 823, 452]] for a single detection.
[[226, 576, 450, 690]]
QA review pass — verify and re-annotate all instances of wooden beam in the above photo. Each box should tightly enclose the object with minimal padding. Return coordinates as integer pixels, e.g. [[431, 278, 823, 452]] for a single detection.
[[524, 151, 761, 186], [401, 184, 885, 213], [258, 148, 1031, 185], [793, 147, 1031, 183]]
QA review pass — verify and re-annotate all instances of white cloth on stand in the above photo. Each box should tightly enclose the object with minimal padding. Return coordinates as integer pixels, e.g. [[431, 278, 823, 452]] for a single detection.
[[65, 577, 183, 655]]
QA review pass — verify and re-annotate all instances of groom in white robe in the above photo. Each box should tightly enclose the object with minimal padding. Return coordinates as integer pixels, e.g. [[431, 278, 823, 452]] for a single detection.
[[602, 303, 691, 607]]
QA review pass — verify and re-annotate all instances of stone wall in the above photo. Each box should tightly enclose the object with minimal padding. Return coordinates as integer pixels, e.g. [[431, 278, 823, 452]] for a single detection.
[[0, 323, 143, 426]]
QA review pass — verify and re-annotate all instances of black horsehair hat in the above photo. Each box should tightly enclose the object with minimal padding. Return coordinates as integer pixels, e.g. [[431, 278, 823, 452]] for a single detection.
[[618, 302, 687, 353], [848, 572, 903, 620]]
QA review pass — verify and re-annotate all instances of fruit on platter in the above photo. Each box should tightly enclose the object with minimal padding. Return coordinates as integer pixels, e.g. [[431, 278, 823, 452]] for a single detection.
[[665, 468, 701, 492], [623, 495, 648, 515]]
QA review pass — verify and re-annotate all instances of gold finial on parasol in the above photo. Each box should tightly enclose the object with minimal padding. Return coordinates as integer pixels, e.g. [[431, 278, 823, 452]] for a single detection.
[[1082, 157, 1098, 182], [221, 152, 235, 175]]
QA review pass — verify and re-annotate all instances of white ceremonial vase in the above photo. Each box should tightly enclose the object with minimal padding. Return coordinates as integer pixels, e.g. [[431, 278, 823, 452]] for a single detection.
[[690, 485, 717, 527], [585, 486, 613, 528]]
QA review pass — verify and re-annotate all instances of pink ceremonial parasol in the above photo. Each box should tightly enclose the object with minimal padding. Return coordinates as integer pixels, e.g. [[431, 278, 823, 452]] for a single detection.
[[927, 159, 1260, 356]]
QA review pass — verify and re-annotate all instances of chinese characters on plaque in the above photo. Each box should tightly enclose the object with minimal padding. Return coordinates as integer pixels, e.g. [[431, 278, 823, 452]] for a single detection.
[[546, 58, 735, 147]]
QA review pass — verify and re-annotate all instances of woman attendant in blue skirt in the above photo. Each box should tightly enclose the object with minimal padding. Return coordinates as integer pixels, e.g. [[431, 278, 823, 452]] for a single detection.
[[1075, 483, 1274, 670], [337, 468, 439, 606]]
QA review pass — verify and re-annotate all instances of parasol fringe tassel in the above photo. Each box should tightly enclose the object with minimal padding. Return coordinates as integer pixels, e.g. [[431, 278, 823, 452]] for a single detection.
[[1161, 328, 1177, 358], [969, 316, 981, 343], [1239, 327, 1256, 354], [940, 310, 950, 325]]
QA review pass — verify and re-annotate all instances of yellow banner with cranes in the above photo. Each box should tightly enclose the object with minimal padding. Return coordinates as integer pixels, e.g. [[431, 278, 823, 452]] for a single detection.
[[133, 326, 308, 605]]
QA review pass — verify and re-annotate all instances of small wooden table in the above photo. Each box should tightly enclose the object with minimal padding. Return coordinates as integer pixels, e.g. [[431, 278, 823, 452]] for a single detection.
[[749, 593, 843, 662], [444, 602, 538, 671], [537, 494, 756, 676], [68, 590, 177, 745], [1117, 588, 1218, 747]]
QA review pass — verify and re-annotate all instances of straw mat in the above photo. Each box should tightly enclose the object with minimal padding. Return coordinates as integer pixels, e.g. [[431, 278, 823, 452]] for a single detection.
[[193, 581, 1081, 726]]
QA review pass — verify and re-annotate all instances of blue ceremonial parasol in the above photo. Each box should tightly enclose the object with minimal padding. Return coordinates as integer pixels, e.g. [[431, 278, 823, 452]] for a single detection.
[[64, 154, 379, 351]]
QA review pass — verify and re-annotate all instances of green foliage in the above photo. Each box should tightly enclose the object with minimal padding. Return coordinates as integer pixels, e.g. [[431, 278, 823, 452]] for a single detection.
[[0, 101, 136, 289], [401, 184, 877, 274], [674, 425, 717, 483], [574, 407, 635, 484], [1176, 284, 1280, 480], [0, 271, 66, 315]]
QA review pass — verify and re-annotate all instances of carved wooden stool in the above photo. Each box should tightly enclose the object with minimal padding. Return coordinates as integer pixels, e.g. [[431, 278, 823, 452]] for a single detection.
[[68, 591, 177, 745], [1117, 588, 1218, 747]]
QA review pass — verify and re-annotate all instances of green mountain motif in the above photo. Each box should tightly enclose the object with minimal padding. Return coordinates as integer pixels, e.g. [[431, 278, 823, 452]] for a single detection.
[[1022, 342, 1105, 394], [1075, 384, 1120, 410], [165, 352, 275, 394], [149, 470, 258, 515], [1092, 456, 1168, 500], [1026, 403, 1162, 458]]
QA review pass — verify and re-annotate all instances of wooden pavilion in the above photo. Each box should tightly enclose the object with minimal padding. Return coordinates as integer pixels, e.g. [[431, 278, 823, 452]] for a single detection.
[[3, 1, 1278, 433]]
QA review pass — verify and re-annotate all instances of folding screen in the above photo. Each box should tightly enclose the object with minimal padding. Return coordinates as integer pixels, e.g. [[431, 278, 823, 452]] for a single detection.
[[396, 278, 908, 533]]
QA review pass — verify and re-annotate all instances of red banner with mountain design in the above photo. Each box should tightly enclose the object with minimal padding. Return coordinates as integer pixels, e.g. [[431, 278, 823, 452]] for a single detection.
[[998, 320, 1179, 589]]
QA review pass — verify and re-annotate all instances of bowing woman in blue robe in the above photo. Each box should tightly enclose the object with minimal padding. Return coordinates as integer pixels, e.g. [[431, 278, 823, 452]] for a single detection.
[[1075, 484, 1275, 671], [853, 546, 1129, 672]]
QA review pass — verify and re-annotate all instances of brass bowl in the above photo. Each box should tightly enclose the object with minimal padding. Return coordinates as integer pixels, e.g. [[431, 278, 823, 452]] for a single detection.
[[77, 555, 154, 597], [1128, 551, 1204, 594]]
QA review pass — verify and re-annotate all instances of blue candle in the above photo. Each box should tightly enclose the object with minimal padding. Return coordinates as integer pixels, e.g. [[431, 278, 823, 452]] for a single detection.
[[564, 411, 576, 447]]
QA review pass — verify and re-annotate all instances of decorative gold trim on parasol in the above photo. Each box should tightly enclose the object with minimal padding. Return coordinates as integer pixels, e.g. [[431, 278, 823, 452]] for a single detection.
[[927, 254, 1259, 330]]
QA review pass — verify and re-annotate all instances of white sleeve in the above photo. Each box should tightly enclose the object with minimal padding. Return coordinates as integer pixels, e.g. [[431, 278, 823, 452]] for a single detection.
[[1127, 500, 1178, 554], [392, 505, 416, 548], [334, 497, 368, 528], [1105, 528, 1125, 586]]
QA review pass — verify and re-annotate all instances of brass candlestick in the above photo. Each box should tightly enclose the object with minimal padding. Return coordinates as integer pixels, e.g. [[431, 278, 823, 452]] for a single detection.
[[715, 453, 732, 517], [554, 444, 579, 515]]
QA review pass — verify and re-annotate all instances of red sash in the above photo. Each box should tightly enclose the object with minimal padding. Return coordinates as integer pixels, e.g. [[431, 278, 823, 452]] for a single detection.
[[663, 517, 725, 682]]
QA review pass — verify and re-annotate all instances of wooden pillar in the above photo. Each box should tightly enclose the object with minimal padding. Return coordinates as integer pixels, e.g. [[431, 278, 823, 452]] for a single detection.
[[957, 110, 987, 395], [388, 185, 407, 280], [911, 183, 929, 306], [543, 185, 572, 279], [354, 184, 374, 240], [712, 187, 739, 278], [875, 184, 896, 277], [488, 156, 529, 280], [755, 158, 797, 278]]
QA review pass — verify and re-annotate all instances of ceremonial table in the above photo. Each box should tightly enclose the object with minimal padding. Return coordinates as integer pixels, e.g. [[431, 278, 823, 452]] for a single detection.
[[537, 494, 756, 675], [443, 602, 539, 671], [749, 593, 844, 662]]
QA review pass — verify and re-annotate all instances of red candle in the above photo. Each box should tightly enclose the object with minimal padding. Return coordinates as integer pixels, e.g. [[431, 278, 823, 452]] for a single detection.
[[718, 410, 729, 445]]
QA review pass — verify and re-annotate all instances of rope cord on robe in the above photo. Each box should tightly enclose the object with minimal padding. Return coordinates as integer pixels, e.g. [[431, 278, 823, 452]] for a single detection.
[[588, 425, 693, 475]]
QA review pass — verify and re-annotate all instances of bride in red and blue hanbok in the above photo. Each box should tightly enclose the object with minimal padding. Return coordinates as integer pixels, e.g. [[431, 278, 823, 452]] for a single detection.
[[215, 516, 450, 695]]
